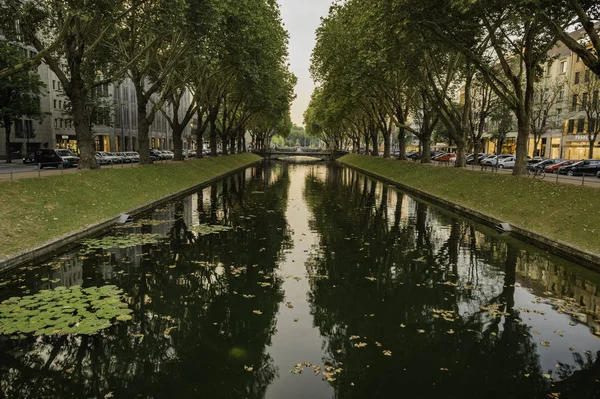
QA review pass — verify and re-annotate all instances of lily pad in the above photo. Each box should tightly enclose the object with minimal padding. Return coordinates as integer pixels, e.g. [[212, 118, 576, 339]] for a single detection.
[[189, 224, 233, 236], [0, 285, 133, 336]]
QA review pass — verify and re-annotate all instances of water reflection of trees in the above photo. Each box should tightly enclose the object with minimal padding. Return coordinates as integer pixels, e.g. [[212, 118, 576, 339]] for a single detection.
[[302, 166, 599, 398], [0, 164, 292, 398]]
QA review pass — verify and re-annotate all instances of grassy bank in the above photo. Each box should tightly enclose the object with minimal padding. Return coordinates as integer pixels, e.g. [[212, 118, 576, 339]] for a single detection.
[[338, 154, 600, 255], [0, 154, 261, 258]]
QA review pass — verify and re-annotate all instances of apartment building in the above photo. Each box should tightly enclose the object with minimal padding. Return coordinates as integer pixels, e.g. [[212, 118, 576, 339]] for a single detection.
[[0, 48, 195, 159]]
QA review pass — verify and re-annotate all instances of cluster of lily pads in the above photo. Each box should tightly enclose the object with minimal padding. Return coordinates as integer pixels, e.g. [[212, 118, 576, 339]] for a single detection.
[[190, 224, 233, 236], [0, 285, 133, 336], [81, 233, 164, 252]]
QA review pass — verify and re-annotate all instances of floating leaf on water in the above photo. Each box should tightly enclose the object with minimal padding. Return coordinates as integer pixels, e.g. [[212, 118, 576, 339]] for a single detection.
[[0, 285, 131, 336], [189, 224, 233, 236], [253, 310, 263, 315], [81, 234, 164, 251], [365, 277, 376, 282], [540, 341, 550, 347], [286, 302, 294, 309], [383, 350, 392, 356], [244, 365, 254, 372]]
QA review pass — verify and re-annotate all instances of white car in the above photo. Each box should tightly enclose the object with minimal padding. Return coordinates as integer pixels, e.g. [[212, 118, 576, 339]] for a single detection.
[[497, 156, 516, 169]]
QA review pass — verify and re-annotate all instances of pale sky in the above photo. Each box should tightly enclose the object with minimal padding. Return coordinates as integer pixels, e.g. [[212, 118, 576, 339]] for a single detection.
[[278, 0, 334, 126]]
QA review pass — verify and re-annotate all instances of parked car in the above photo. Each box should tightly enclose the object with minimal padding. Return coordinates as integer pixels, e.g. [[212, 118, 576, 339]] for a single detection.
[[527, 156, 546, 165], [496, 156, 517, 169], [466, 153, 486, 164], [162, 150, 175, 159], [183, 150, 197, 158], [437, 153, 456, 162], [407, 151, 421, 160], [431, 152, 447, 161], [558, 159, 600, 176], [96, 151, 121, 164], [35, 149, 79, 169], [545, 160, 577, 173], [95, 152, 111, 166], [22, 153, 36, 164], [597, 171, 600, 179], [481, 154, 512, 166], [530, 159, 562, 170], [115, 152, 133, 163], [125, 152, 140, 162]]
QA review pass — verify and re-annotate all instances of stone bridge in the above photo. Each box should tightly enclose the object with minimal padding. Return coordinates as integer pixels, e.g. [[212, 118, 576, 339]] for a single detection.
[[254, 150, 348, 162]]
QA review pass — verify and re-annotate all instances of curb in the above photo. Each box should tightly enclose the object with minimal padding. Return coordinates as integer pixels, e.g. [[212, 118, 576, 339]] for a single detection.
[[338, 160, 600, 270], [0, 158, 261, 274]]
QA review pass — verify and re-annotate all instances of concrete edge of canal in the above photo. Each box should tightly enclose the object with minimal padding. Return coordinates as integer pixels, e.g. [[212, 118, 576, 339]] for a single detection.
[[338, 159, 600, 271], [0, 158, 263, 274]]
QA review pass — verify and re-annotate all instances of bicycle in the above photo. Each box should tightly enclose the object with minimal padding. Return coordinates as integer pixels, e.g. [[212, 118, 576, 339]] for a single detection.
[[527, 166, 546, 179]]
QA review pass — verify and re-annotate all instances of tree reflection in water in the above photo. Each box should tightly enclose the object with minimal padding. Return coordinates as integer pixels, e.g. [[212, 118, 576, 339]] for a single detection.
[[303, 165, 600, 399], [0, 164, 292, 399]]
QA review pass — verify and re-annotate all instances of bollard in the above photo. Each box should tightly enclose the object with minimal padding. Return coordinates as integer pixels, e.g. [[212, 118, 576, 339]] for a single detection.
[[10, 165, 13, 180], [582, 173, 586, 186], [61, 163, 64, 175]]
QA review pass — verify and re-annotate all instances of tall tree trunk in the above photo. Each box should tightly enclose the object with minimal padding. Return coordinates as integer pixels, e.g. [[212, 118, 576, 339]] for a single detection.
[[221, 136, 229, 155], [421, 135, 431, 164], [72, 92, 98, 169], [383, 127, 391, 158], [209, 117, 217, 156], [4, 117, 11, 163], [237, 135, 243, 153], [514, 112, 530, 175], [137, 101, 150, 164], [473, 141, 481, 165], [173, 128, 184, 161], [371, 132, 379, 156], [589, 140, 595, 159], [230, 135, 236, 154], [455, 140, 467, 167], [397, 128, 407, 160]]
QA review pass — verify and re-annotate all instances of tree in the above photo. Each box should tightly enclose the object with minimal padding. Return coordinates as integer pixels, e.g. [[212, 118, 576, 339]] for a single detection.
[[0, 42, 45, 163], [0, 1, 139, 169]]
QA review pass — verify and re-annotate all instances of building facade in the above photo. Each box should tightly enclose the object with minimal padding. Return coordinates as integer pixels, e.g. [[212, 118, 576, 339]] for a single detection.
[[0, 49, 194, 159]]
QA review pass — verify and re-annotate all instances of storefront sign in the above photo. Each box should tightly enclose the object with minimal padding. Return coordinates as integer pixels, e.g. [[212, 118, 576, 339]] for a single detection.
[[62, 135, 69, 139]]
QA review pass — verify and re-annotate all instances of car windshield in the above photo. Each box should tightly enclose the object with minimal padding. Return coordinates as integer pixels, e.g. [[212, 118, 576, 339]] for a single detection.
[[56, 150, 74, 157]]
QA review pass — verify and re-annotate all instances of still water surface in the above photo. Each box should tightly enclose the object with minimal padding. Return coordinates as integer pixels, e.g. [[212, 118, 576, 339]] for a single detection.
[[2, 163, 600, 398]]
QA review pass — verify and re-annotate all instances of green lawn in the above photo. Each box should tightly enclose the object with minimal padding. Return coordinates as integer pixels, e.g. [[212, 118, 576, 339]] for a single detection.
[[0, 154, 261, 259], [338, 154, 600, 255]]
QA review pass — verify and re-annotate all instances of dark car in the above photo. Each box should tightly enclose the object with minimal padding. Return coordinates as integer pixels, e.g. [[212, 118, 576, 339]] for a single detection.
[[530, 159, 562, 170], [22, 153, 36, 164], [35, 149, 79, 169], [466, 153, 486, 164], [558, 160, 600, 176]]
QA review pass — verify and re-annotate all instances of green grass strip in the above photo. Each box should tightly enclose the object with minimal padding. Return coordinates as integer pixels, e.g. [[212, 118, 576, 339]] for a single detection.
[[338, 154, 600, 255], [0, 154, 261, 258]]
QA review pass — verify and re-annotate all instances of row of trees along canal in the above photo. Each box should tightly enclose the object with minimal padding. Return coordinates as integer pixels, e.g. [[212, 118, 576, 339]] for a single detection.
[[0, 0, 296, 167], [305, 0, 600, 175]]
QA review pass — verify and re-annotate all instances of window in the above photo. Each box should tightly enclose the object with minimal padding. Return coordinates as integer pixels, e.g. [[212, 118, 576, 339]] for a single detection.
[[546, 63, 552, 76], [59, 119, 63, 128], [575, 72, 581, 84], [560, 61, 567, 74], [590, 118, 597, 133], [558, 87, 564, 100], [594, 91, 599, 107], [567, 119, 575, 133], [53, 119, 58, 128], [53, 99, 57, 109], [585, 70, 591, 82], [577, 118, 585, 133], [572, 94, 578, 111], [58, 100, 62, 110], [556, 108, 562, 124], [582, 93, 588, 109], [58, 82, 61, 90]]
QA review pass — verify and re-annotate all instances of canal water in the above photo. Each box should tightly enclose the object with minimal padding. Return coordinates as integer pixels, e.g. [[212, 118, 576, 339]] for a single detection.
[[1, 163, 600, 399]]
